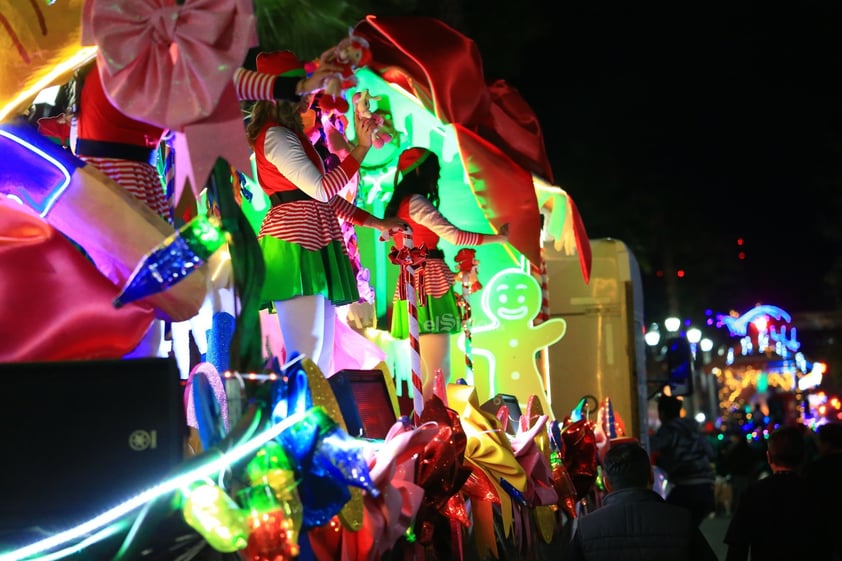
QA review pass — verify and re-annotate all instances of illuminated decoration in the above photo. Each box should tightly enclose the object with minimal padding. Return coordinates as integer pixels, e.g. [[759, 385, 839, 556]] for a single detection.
[[2, 410, 311, 561], [1, 117, 209, 324], [710, 304, 822, 420], [244, 441, 303, 551], [113, 214, 226, 308], [717, 305, 799, 353], [466, 267, 566, 414], [181, 478, 250, 553], [0, 119, 80, 216], [239, 483, 299, 561]]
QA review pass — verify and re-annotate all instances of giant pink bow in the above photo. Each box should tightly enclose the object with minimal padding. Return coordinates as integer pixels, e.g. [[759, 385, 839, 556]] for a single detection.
[[82, 0, 257, 204]]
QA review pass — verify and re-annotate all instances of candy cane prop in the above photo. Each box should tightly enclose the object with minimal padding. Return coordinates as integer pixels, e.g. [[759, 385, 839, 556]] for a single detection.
[[388, 227, 426, 421], [454, 248, 481, 384]]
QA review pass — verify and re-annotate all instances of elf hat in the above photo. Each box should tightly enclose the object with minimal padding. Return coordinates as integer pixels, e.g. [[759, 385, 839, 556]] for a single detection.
[[394, 147, 435, 185], [256, 50, 306, 77]]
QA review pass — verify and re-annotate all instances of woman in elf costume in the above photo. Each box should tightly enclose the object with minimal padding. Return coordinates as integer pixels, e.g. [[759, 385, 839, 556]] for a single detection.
[[385, 147, 509, 399], [246, 51, 404, 376]]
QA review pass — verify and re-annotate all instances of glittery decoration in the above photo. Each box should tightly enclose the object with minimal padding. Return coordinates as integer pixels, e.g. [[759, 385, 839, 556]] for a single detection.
[[278, 406, 351, 530], [307, 408, 379, 497], [245, 441, 303, 548], [551, 450, 579, 520], [560, 419, 598, 500], [413, 396, 472, 548], [519, 395, 558, 542], [300, 358, 365, 532], [184, 362, 229, 441], [114, 214, 225, 308], [207, 311, 235, 374], [181, 479, 249, 553], [188, 365, 227, 450], [239, 483, 299, 561], [271, 353, 314, 424]]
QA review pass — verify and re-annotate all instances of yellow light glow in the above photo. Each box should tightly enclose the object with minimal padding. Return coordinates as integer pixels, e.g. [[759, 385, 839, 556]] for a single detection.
[[0, 47, 97, 122]]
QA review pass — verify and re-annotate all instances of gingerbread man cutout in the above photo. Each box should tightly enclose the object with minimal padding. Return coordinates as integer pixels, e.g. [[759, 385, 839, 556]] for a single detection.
[[462, 267, 566, 415]]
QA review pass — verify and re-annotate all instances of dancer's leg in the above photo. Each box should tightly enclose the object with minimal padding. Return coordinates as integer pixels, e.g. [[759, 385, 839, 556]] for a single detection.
[[320, 302, 336, 376], [275, 295, 333, 373], [420, 333, 451, 400]]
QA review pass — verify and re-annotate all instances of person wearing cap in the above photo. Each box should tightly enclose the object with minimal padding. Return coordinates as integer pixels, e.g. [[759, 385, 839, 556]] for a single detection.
[[384, 147, 510, 400], [246, 50, 405, 377]]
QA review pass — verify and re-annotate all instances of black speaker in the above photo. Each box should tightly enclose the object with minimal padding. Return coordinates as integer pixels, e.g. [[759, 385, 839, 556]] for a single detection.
[[328, 369, 399, 440], [0, 357, 185, 543]]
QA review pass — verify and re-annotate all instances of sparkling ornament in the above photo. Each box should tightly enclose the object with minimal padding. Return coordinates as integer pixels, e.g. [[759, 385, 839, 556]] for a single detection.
[[245, 441, 303, 548], [239, 483, 299, 561], [113, 213, 225, 308], [181, 479, 249, 553], [299, 358, 365, 531]]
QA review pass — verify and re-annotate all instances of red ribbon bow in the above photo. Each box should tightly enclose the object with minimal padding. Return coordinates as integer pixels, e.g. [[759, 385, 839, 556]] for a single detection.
[[388, 245, 429, 306]]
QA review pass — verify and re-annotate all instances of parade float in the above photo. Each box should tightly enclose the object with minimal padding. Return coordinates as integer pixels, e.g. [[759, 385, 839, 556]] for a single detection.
[[0, 2, 646, 560], [710, 304, 830, 432]]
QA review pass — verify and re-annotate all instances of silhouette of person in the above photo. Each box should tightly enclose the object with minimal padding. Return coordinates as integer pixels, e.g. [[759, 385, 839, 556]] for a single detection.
[[565, 441, 718, 561], [649, 394, 716, 526]]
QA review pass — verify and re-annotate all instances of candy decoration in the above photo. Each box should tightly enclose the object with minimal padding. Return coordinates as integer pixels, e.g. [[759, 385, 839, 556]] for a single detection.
[[181, 479, 249, 553], [454, 248, 480, 383], [389, 228, 424, 421], [114, 213, 226, 308]]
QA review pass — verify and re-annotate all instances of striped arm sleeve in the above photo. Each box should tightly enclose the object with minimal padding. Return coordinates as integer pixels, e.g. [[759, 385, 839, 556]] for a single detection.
[[233, 68, 277, 101], [330, 196, 370, 225], [408, 194, 483, 246], [265, 127, 360, 202]]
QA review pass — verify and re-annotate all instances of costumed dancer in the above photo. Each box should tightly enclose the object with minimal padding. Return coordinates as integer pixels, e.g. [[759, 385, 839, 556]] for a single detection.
[[67, 57, 343, 358], [385, 147, 509, 401], [246, 51, 405, 377]]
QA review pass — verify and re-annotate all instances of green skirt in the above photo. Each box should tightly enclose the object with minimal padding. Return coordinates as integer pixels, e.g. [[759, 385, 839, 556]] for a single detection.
[[391, 290, 462, 338], [259, 236, 360, 309]]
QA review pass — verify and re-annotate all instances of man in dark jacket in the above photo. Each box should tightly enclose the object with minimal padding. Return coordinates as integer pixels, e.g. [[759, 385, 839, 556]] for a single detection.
[[805, 422, 842, 559], [724, 424, 828, 561], [564, 441, 718, 561], [650, 394, 717, 525]]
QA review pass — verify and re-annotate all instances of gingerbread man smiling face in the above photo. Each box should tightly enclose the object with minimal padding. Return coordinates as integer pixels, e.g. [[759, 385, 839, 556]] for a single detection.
[[462, 267, 567, 415]]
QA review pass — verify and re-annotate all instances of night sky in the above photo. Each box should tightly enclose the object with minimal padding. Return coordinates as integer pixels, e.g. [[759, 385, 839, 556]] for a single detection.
[[461, 2, 842, 321]]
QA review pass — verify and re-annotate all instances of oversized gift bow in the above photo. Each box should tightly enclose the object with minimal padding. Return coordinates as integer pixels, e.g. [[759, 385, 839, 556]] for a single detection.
[[560, 417, 598, 501], [509, 396, 560, 545], [81, 0, 258, 205], [447, 384, 528, 560], [388, 244, 429, 306], [411, 396, 472, 561], [309, 420, 438, 561]]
